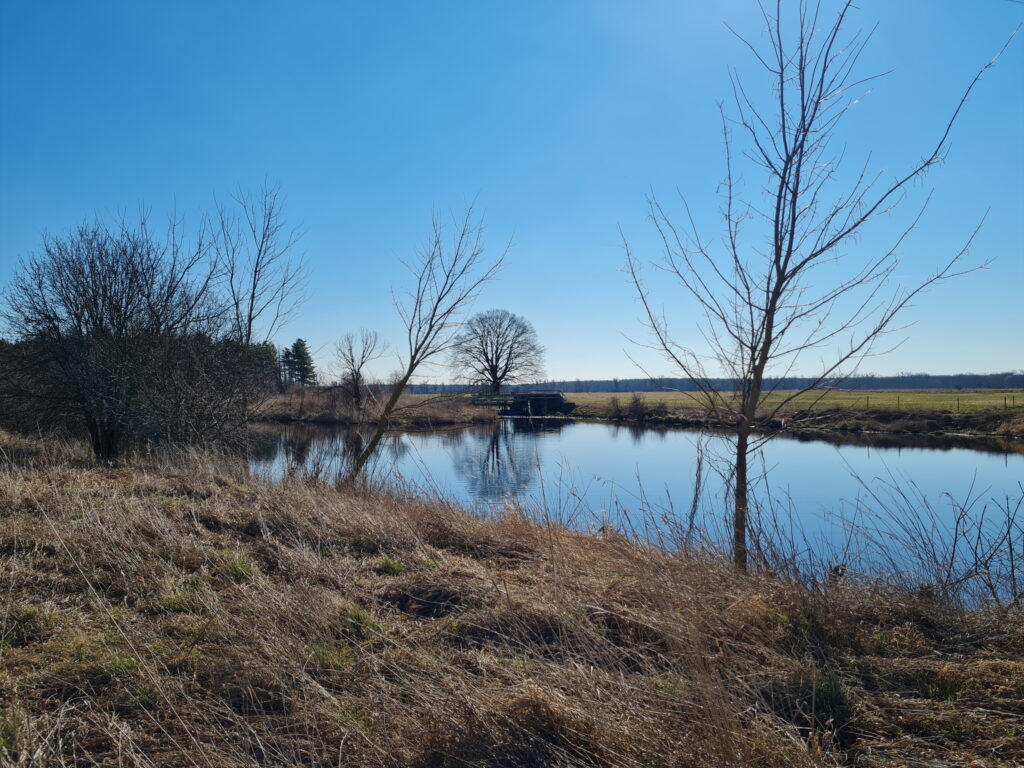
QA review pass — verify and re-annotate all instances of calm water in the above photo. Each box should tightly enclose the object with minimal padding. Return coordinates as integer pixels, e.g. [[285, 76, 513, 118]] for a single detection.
[[250, 419, 1024, 556]]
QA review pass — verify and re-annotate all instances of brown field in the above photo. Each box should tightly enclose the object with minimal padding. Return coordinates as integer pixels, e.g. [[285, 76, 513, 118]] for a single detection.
[[1, 431, 1022, 767]]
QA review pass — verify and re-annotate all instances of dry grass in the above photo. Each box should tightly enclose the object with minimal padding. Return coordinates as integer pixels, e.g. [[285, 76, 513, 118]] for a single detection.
[[256, 388, 496, 427], [570, 389, 1024, 415], [1, 431, 1022, 767], [567, 391, 1024, 436]]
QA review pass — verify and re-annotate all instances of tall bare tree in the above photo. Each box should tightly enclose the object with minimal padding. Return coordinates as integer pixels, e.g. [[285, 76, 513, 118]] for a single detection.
[[344, 206, 504, 482], [214, 183, 305, 347], [449, 309, 544, 393], [335, 329, 387, 413], [626, 0, 1009, 569]]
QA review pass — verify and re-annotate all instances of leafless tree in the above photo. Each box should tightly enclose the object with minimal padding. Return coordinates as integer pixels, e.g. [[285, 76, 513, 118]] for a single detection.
[[335, 329, 388, 413], [625, 0, 1010, 570], [449, 309, 544, 393], [214, 183, 306, 346], [344, 206, 505, 482]]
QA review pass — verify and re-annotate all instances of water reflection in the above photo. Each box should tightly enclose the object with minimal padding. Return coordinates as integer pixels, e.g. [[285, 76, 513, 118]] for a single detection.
[[250, 424, 363, 480], [450, 419, 571, 500], [248, 419, 1024, 595], [249, 419, 1024, 541]]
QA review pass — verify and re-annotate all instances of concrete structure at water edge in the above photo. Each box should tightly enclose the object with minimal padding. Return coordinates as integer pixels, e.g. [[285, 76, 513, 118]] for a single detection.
[[470, 391, 576, 416]]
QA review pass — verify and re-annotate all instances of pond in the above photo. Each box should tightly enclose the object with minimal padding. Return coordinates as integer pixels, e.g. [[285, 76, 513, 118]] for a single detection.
[[250, 419, 1024, 569]]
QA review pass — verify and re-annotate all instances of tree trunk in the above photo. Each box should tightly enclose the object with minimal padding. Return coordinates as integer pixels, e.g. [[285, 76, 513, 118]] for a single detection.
[[733, 428, 749, 571], [345, 374, 409, 483], [84, 409, 121, 460]]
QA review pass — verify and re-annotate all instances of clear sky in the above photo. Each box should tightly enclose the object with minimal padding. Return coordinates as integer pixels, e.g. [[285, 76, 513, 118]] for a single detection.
[[1, 0, 1021, 382]]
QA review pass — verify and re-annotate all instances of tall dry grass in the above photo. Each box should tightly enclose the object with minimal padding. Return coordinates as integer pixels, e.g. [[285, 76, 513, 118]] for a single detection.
[[255, 388, 495, 428], [1, 430, 1022, 767]]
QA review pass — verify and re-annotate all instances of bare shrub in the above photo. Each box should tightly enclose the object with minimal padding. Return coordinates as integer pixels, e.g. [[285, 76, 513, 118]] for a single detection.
[[0, 189, 303, 459]]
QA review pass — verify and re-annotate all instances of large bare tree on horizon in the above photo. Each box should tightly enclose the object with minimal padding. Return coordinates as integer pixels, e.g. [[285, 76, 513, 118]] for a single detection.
[[626, 0, 1012, 570], [449, 309, 544, 393]]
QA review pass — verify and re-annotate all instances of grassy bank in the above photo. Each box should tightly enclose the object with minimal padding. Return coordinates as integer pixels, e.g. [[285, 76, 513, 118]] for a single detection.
[[1, 434, 1022, 767], [254, 389, 1024, 437], [256, 388, 496, 427], [571, 389, 1024, 414], [568, 390, 1024, 437]]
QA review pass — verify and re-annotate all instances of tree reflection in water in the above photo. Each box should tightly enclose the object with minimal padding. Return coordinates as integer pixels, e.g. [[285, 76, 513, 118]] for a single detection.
[[248, 421, 1024, 558], [450, 420, 548, 501], [254, 424, 370, 480], [251, 419, 1023, 492], [252, 419, 569, 490]]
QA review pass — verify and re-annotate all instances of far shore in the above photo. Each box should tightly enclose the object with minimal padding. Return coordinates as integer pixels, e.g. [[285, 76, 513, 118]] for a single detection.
[[255, 387, 1024, 439]]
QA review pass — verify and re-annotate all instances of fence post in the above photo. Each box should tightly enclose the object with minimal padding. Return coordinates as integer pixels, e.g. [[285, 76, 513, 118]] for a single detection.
[[957, 396, 960, 413]]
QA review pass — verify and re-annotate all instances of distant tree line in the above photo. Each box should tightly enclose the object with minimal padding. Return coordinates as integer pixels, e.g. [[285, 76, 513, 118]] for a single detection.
[[408, 372, 1024, 395]]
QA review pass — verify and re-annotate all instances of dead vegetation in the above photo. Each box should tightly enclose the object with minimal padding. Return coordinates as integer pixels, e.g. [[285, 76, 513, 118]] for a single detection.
[[1, 431, 1022, 767], [255, 388, 496, 428]]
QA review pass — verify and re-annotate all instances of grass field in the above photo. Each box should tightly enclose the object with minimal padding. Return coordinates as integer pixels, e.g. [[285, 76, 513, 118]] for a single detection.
[[568, 389, 1024, 415]]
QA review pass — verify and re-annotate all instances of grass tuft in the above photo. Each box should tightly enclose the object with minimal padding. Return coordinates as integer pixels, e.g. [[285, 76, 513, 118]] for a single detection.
[[373, 555, 406, 576], [224, 550, 254, 583]]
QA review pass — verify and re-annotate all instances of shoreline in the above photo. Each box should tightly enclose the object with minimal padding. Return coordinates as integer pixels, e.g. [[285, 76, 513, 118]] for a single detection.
[[253, 406, 1024, 443], [570, 405, 1024, 440], [255, 388, 1024, 439]]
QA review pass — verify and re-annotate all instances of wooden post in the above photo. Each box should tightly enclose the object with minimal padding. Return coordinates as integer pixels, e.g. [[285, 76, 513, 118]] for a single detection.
[[957, 396, 960, 413]]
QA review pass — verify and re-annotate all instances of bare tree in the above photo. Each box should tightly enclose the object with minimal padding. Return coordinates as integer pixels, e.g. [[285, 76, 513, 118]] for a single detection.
[[335, 329, 388, 413], [214, 183, 305, 346], [449, 309, 544, 393], [344, 206, 504, 482], [625, 0, 1009, 570]]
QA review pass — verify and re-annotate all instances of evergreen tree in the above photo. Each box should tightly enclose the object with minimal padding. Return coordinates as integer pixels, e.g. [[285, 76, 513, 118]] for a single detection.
[[280, 346, 294, 387], [283, 338, 316, 387]]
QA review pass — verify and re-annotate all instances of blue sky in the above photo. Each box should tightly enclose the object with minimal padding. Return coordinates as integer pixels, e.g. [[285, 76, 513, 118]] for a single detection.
[[1, 0, 1021, 381]]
